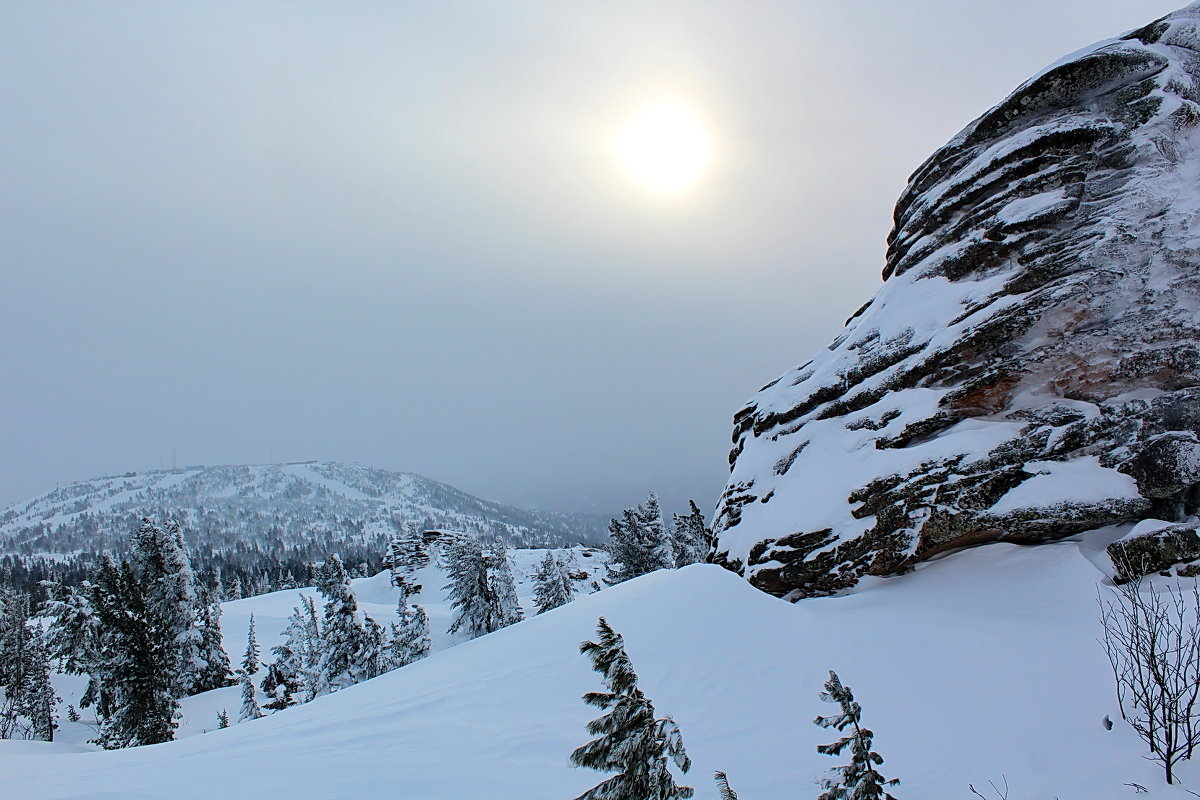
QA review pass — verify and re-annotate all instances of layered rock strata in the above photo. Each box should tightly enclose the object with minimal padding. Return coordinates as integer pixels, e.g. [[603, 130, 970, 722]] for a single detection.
[[713, 5, 1200, 598]]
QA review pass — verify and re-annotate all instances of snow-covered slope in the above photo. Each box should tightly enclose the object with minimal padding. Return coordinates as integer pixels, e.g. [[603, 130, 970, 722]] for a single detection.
[[43, 545, 609, 742], [714, 3, 1200, 598], [3, 539, 1189, 798]]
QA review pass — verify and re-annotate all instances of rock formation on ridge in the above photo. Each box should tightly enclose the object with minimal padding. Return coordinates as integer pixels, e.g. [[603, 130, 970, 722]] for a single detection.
[[712, 4, 1200, 598]]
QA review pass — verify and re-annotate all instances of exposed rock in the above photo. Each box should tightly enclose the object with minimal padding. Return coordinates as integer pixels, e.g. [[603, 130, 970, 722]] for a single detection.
[[1108, 519, 1200, 582], [713, 4, 1200, 599]]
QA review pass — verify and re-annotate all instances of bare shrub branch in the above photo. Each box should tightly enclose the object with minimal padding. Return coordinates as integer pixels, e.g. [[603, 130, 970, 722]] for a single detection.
[[1098, 571, 1200, 785]]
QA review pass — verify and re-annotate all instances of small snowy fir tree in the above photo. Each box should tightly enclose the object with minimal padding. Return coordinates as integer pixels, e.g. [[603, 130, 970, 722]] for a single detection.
[[532, 551, 576, 614], [670, 501, 711, 567], [362, 614, 389, 680], [606, 492, 676, 585], [569, 617, 693, 800], [313, 555, 371, 696], [242, 614, 260, 676], [814, 670, 899, 800], [387, 584, 431, 669], [238, 669, 264, 722], [216, 708, 230, 729], [265, 594, 321, 706]]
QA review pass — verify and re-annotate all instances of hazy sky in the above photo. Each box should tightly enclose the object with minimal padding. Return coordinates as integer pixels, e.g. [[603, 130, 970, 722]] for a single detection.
[[0, 0, 1182, 514]]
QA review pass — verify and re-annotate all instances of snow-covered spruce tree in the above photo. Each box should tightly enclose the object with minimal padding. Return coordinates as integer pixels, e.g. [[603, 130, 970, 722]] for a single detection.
[[259, 659, 299, 711], [533, 551, 575, 614], [445, 537, 522, 639], [264, 593, 321, 707], [242, 613, 260, 676], [0, 589, 57, 741], [570, 617, 693, 800], [0, 589, 32, 738], [193, 588, 233, 693], [92, 558, 179, 749], [489, 543, 524, 629], [670, 501, 711, 568], [21, 635, 58, 742], [363, 614, 389, 680], [216, 708, 230, 729], [313, 555, 371, 696], [814, 670, 899, 800], [387, 584, 430, 669], [238, 669, 264, 722], [130, 517, 205, 697], [605, 492, 676, 585], [42, 578, 113, 722]]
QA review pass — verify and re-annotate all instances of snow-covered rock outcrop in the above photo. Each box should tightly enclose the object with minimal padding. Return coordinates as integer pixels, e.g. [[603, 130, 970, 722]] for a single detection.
[[714, 4, 1200, 598]]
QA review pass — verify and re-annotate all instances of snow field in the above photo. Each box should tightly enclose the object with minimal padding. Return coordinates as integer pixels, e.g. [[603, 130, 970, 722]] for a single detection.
[[4, 537, 1195, 798]]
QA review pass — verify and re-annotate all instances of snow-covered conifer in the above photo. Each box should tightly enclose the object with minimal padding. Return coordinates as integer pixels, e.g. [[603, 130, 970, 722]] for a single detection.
[[130, 517, 204, 696], [0, 590, 56, 741], [216, 708, 230, 729], [445, 537, 495, 639], [42, 578, 113, 722], [0, 590, 33, 712], [92, 558, 179, 749], [387, 585, 430, 669], [193, 590, 233, 692], [238, 669, 264, 722], [21, 636, 57, 742], [489, 544, 524, 629], [242, 613, 260, 676], [814, 670, 899, 800], [445, 538, 522, 639], [266, 594, 321, 706], [606, 493, 676, 585], [313, 555, 371, 696], [533, 552, 576, 614], [569, 617, 693, 800], [363, 613, 388, 680], [670, 501, 711, 567]]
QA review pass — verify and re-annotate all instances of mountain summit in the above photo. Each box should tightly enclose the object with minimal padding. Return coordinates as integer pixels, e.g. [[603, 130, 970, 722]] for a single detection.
[[713, 4, 1200, 598]]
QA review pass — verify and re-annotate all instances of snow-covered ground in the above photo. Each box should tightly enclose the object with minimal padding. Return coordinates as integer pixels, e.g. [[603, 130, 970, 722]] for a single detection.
[[4, 535, 1197, 798], [43, 545, 609, 742]]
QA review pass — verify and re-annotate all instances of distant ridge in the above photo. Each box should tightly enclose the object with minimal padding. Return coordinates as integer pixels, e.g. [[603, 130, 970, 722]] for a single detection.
[[1, 461, 608, 557]]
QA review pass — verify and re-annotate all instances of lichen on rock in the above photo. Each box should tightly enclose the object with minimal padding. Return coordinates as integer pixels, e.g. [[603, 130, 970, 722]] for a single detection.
[[713, 3, 1200, 599], [1108, 520, 1200, 582]]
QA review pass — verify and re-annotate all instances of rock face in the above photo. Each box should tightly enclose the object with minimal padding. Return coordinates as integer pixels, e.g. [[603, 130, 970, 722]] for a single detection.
[[1108, 519, 1200, 582], [713, 4, 1200, 599]]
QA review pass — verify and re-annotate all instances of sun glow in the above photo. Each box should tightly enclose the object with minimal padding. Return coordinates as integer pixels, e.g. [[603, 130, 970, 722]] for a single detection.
[[613, 98, 714, 197]]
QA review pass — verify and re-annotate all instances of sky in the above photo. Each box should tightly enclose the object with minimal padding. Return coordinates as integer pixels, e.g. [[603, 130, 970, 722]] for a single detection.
[[0, 0, 1184, 515]]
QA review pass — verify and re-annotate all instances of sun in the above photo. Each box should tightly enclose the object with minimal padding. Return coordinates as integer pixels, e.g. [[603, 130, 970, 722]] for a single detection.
[[613, 98, 714, 197]]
